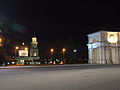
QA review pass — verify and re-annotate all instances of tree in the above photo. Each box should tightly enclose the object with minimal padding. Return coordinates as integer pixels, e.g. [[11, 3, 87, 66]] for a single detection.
[[0, 15, 11, 65], [0, 47, 9, 65]]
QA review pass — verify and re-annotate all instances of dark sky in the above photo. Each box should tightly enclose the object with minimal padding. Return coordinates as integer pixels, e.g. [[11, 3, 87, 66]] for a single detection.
[[1, 1, 120, 31], [0, 1, 120, 25], [1, 1, 120, 58]]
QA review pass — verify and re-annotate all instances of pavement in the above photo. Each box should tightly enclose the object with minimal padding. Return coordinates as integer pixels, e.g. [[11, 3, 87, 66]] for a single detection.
[[0, 64, 120, 90]]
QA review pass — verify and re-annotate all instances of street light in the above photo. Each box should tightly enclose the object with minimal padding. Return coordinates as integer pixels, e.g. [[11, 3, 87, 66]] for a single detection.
[[63, 48, 66, 52], [15, 46, 19, 65], [15, 46, 19, 58], [22, 42, 25, 45], [50, 49, 54, 63], [25, 47, 28, 51], [62, 48, 66, 63], [15, 46, 19, 50]]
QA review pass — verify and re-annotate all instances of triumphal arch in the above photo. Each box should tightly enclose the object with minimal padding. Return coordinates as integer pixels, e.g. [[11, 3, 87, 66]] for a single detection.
[[87, 31, 120, 64]]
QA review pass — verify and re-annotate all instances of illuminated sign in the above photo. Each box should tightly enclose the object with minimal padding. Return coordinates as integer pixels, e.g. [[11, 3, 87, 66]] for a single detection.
[[19, 50, 28, 56]]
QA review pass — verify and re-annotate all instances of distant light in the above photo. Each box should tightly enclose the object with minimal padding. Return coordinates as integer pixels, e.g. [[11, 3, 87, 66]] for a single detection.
[[7, 62, 9, 65], [56, 59, 59, 62], [12, 62, 15, 64], [0, 38, 2, 42], [22, 42, 25, 45], [33, 52, 37, 56], [62, 48, 66, 52], [16, 46, 19, 50], [73, 49, 77, 52], [25, 47, 28, 51], [49, 61, 52, 64], [51, 49, 54, 52]]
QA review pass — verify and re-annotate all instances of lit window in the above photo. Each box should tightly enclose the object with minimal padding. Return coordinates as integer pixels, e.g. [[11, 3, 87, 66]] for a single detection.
[[32, 37, 37, 42], [33, 52, 37, 56]]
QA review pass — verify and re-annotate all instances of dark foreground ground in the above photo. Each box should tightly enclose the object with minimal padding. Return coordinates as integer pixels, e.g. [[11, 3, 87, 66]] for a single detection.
[[0, 64, 120, 90]]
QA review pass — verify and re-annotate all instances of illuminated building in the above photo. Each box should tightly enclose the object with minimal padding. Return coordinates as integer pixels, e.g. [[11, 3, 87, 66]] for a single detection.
[[16, 36, 40, 65], [30, 37, 39, 57], [29, 36, 40, 64], [16, 43, 29, 65], [87, 31, 120, 64]]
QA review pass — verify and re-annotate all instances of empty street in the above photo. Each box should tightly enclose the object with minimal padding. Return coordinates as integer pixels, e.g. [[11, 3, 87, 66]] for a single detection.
[[0, 64, 120, 90]]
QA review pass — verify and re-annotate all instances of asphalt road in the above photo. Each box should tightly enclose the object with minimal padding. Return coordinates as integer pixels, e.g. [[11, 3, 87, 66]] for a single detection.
[[0, 64, 120, 90]]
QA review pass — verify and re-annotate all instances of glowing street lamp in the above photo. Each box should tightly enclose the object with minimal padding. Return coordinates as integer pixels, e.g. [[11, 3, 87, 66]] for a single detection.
[[62, 48, 66, 63], [15, 46, 19, 58], [15, 46, 19, 65], [22, 42, 25, 45], [50, 49, 54, 62], [51, 49, 54, 52], [16, 46, 19, 50], [63, 48, 66, 52], [25, 47, 28, 51]]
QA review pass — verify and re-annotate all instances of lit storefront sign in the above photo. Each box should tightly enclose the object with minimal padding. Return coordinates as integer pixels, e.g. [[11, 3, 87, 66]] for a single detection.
[[19, 50, 28, 56]]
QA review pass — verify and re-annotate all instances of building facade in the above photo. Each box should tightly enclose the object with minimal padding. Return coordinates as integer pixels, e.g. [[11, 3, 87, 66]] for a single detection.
[[17, 37, 40, 65], [87, 31, 120, 64], [29, 37, 40, 60]]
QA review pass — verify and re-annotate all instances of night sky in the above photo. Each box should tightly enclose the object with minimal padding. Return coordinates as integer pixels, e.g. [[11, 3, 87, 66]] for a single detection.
[[1, 1, 120, 58]]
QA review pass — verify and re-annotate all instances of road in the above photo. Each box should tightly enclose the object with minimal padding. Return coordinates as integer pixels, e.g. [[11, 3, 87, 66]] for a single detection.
[[0, 64, 120, 90]]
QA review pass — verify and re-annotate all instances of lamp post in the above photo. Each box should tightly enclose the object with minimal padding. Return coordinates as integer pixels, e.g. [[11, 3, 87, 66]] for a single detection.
[[50, 49, 54, 63], [15, 46, 19, 58], [62, 48, 66, 63], [15, 46, 19, 65]]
